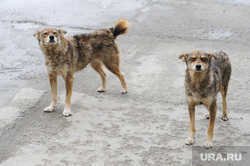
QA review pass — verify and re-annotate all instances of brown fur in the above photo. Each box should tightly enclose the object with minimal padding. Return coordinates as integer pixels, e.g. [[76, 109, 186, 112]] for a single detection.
[[179, 50, 231, 148], [34, 19, 129, 117]]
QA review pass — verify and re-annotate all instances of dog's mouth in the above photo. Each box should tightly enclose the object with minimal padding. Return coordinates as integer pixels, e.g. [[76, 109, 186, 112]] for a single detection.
[[49, 40, 55, 43], [191, 67, 204, 72], [195, 68, 202, 72], [45, 40, 56, 44]]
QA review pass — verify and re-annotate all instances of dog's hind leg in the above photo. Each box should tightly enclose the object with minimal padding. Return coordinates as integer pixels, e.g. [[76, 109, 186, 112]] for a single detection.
[[221, 85, 229, 121], [204, 101, 217, 149], [90, 60, 106, 92], [44, 72, 57, 112], [185, 103, 196, 145], [221, 59, 231, 121], [62, 74, 74, 117], [104, 61, 128, 94]]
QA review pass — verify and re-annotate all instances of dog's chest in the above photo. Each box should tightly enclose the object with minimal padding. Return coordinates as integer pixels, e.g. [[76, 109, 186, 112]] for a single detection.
[[45, 58, 68, 76], [192, 93, 201, 102], [185, 81, 213, 105], [186, 91, 202, 102]]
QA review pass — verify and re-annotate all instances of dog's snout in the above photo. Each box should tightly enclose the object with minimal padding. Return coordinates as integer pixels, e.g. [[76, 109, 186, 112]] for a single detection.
[[196, 64, 201, 70], [49, 35, 54, 40]]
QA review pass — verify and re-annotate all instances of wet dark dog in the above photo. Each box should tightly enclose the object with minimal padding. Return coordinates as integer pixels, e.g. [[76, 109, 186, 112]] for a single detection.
[[179, 51, 231, 148], [34, 19, 129, 117]]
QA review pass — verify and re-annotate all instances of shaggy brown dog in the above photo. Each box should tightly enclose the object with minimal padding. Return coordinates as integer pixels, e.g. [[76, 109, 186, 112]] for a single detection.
[[34, 19, 129, 117], [179, 51, 231, 148]]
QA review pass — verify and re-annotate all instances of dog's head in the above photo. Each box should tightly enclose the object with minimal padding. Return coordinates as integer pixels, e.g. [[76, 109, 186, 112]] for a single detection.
[[178, 51, 217, 72], [33, 28, 67, 46]]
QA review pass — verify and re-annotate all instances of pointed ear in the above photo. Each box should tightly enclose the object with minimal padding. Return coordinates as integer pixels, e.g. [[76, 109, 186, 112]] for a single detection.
[[58, 29, 67, 35], [208, 53, 217, 61], [33, 31, 40, 40], [178, 53, 189, 62]]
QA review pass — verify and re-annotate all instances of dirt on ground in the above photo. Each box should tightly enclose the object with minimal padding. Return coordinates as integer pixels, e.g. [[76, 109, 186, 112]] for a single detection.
[[0, 0, 250, 165]]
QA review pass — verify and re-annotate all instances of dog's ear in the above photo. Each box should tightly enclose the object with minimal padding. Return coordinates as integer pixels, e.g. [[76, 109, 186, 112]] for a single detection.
[[33, 31, 40, 40], [58, 29, 67, 35], [178, 53, 189, 62], [208, 53, 217, 61]]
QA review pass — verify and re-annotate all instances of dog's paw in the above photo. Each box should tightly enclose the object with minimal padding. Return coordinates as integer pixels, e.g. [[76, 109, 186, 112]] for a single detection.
[[221, 115, 229, 121], [62, 108, 72, 117], [204, 140, 213, 149], [97, 87, 106, 92], [44, 106, 54, 112], [205, 114, 209, 119], [185, 137, 195, 145], [121, 89, 128, 94]]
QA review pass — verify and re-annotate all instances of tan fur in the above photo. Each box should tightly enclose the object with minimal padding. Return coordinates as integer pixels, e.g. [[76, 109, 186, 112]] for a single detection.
[[179, 50, 231, 148], [114, 19, 129, 35], [34, 19, 129, 117]]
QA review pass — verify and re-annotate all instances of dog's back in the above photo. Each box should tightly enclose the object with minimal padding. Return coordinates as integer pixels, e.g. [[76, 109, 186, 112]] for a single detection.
[[212, 51, 232, 87], [72, 19, 129, 72]]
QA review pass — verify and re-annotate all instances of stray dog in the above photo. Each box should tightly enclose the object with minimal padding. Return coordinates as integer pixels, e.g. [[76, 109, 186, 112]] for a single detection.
[[33, 19, 129, 117], [179, 50, 231, 148]]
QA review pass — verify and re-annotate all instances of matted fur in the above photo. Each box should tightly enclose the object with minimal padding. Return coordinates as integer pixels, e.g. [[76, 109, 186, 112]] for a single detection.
[[179, 50, 231, 148], [34, 19, 129, 117]]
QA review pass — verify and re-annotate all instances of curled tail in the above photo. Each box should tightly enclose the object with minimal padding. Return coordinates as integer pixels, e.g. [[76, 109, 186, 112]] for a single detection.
[[111, 19, 129, 39]]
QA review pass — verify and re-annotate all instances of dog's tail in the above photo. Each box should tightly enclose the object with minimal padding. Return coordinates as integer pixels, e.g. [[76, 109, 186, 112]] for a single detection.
[[111, 19, 129, 39]]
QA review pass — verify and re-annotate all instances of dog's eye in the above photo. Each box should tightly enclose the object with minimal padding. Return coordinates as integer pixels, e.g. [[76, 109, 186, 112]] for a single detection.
[[190, 58, 196, 62], [201, 59, 207, 62], [43, 33, 48, 35], [53, 32, 57, 35]]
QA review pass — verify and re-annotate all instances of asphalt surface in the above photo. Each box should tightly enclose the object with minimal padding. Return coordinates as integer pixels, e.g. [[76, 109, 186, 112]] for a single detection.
[[0, 0, 250, 165]]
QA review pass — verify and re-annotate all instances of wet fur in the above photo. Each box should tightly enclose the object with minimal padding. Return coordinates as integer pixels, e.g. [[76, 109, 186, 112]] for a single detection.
[[34, 19, 129, 117], [179, 50, 231, 148]]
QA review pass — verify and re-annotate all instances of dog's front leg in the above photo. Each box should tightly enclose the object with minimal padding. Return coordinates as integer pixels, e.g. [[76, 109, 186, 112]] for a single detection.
[[185, 103, 196, 145], [44, 72, 57, 112], [204, 101, 217, 149], [62, 74, 74, 117]]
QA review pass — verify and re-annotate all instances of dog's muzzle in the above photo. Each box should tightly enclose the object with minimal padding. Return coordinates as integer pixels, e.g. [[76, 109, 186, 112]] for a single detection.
[[49, 35, 55, 43], [195, 64, 202, 71]]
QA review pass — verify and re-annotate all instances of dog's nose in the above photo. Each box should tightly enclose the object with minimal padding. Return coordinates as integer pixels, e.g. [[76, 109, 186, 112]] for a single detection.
[[49, 35, 54, 40], [196, 64, 201, 70]]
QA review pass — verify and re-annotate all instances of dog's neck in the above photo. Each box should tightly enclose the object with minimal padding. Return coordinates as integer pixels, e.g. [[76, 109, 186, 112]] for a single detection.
[[186, 68, 211, 88]]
